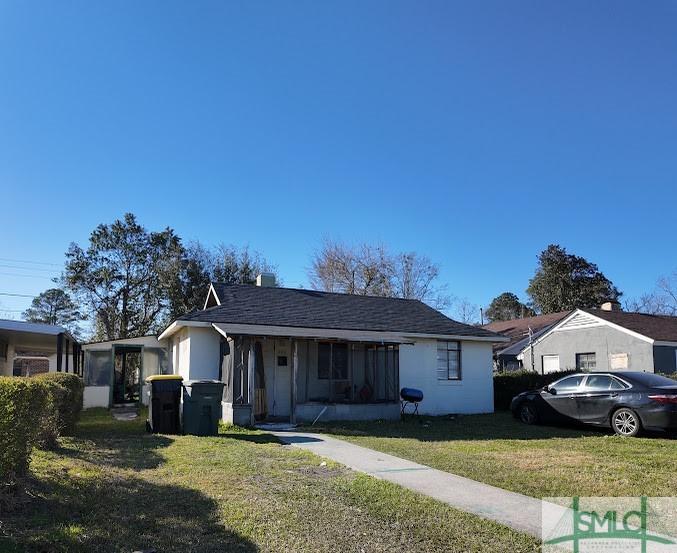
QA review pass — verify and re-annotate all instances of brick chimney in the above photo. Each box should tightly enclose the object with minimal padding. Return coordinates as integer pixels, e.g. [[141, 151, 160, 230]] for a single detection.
[[256, 273, 276, 287], [600, 300, 622, 312]]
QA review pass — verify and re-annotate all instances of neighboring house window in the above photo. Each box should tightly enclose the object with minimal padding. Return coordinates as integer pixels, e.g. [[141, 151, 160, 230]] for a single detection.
[[437, 341, 461, 380], [0, 340, 7, 360], [318, 343, 348, 380], [542, 355, 560, 374], [609, 353, 628, 371], [13, 356, 50, 377], [576, 352, 596, 371]]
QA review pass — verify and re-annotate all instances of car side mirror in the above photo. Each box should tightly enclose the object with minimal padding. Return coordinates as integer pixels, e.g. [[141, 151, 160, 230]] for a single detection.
[[544, 386, 556, 395]]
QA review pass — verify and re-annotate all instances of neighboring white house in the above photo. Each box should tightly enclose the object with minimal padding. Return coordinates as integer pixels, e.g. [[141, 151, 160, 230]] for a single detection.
[[82, 335, 168, 409], [158, 274, 508, 425], [0, 319, 81, 377]]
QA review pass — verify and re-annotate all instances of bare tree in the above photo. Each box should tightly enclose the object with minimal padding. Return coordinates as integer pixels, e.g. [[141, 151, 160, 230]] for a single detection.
[[309, 239, 391, 296], [451, 297, 480, 325], [309, 239, 451, 309], [626, 271, 677, 315]]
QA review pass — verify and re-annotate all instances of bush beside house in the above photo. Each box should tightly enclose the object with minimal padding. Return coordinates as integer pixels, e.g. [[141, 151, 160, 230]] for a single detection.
[[0, 374, 84, 484], [33, 373, 84, 448], [493, 370, 576, 410]]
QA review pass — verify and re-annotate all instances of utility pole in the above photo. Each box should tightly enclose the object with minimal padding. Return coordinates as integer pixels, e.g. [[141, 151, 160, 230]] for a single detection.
[[480, 307, 484, 326], [528, 326, 537, 373]]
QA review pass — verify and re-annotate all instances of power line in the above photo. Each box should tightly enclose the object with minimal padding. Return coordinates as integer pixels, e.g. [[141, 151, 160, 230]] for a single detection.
[[0, 257, 62, 267], [0, 272, 54, 280], [0, 264, 59, 273], [0, 292, 37, 298]]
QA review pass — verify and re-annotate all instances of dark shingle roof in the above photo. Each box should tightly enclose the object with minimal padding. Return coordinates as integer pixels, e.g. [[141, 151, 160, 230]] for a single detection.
[[581, 308, 677, 342], [179, 283, 502, 339]]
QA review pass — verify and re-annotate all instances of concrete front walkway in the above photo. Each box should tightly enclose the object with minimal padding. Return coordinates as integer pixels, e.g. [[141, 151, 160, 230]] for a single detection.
[[273, 430, 544, 538]]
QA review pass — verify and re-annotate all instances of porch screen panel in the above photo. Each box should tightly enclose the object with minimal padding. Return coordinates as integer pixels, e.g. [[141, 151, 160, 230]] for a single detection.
[[232, 337, 251, 405], [351, 345, 366, 401], [363, 345, 399, 402], [385, 346, 399, 401], [85, 351, 112, 386], [222, 344, 234, 403]]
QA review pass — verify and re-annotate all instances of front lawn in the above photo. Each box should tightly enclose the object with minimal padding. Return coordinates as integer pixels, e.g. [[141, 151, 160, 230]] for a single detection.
[[1, 409, 537, 553], [310, 411, 677, 498]]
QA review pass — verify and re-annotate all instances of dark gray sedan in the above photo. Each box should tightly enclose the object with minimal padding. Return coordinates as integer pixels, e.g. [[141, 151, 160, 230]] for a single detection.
[[510, 371, 677, 436]]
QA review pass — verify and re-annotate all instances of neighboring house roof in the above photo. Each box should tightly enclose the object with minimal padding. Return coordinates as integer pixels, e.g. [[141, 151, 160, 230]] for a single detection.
[[495, 324, 558, 357], [0, 318, 69, 337], [579, 308, 677, 343], [171, 283, 504, 340], [483, 311, 571, 354], [508, 308, 677, 356]]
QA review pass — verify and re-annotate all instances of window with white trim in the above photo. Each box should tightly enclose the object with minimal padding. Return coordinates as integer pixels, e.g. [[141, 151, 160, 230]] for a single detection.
[[576, 352, 596, 371], [437, 341, 461, 380]]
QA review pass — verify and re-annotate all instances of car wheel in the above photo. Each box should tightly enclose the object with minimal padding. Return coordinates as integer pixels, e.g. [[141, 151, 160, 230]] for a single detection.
[[611, 408, 641, 437], [519, 403, 538, 425]]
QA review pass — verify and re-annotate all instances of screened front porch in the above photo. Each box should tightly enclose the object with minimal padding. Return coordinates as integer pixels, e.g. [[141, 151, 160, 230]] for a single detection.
[[220, 335, 401, 425]]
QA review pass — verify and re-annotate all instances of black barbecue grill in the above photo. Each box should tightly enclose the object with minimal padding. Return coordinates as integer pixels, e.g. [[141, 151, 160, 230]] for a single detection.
[[400, 387, 423, 419]]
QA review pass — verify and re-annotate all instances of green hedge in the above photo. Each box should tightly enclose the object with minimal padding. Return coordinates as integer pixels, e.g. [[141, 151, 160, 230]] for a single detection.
[[493, 369, 576, 411], [0, 373, 84, 482], [0, 377, 47, 480], [33, 373, 84, 441]]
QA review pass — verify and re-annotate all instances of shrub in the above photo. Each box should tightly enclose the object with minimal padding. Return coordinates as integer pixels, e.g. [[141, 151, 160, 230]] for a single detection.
[[0, 377, 47, 481], [493, 369, 576, 410], [33, 373, 84, 440]]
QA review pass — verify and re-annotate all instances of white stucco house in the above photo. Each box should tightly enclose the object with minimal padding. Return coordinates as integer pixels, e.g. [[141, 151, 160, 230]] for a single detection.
[[157, 274, 507, 425], [0, 319, 81, 377]]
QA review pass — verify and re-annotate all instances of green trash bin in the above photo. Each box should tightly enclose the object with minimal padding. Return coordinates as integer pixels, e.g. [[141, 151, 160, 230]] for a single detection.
[[145, 375, 183, 434], [181, 380, 225, 436]]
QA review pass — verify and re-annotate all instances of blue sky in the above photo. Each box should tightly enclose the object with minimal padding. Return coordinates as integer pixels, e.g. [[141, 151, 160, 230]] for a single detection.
[[1, 1, 676, 319]]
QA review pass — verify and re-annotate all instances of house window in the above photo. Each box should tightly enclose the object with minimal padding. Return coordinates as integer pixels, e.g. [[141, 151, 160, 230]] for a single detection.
[[318, 343, 348, 380], [576, 352, 596, 371], [0, 340, 7, 360], [437, 341, 461, 380], [13, 356, 50, 377]]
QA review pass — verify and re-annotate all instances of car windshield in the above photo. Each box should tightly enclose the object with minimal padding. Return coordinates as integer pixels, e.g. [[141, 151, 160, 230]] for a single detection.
[[625, 372, 677, 388]]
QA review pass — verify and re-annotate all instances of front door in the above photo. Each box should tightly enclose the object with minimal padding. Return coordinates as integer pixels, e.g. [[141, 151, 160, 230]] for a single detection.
[[272, 342, 291, 419]]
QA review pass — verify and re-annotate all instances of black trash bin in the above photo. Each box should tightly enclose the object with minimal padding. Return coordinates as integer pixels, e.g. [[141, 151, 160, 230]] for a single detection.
[[181, 380, 225, 436], [146, 375, 183, 434]]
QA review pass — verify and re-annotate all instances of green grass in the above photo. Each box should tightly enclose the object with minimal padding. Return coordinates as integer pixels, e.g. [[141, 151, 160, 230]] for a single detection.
[[0, 408, 538, 553], [309, 412, 677, 498]]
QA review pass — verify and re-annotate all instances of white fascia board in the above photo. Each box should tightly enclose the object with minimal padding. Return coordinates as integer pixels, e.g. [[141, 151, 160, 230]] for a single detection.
[[212, 323, 411, 343], [210, 323, 505, 344], [157, 320, 213, 341], [202, 283, 221, 310], [400, 332, 508, 343]]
